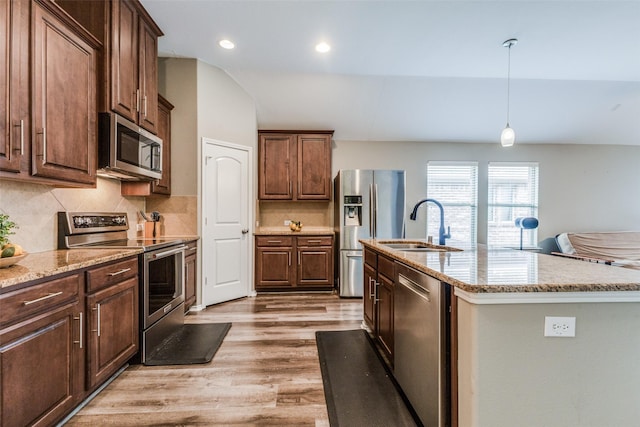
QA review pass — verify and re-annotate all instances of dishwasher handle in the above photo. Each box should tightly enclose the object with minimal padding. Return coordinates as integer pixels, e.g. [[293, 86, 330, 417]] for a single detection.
[[398, 273, 431, 302]]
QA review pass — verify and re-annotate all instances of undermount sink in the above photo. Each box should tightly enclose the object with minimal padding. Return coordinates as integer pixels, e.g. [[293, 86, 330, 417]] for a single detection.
[[380, 241, 463, 252]]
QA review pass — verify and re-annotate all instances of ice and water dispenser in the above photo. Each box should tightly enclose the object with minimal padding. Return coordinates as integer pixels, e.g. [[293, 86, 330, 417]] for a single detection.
[[343, 195, 362, 226]]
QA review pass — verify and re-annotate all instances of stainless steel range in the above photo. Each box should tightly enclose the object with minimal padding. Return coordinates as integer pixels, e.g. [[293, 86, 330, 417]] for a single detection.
[[58, 212, 186, 364]]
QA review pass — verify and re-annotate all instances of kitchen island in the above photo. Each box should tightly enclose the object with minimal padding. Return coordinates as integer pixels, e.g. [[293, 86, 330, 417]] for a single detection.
[[361, 239, 640, 427]]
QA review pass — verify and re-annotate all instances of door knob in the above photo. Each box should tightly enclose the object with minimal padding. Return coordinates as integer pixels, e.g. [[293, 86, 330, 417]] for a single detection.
[[241, 228, 249, 234]]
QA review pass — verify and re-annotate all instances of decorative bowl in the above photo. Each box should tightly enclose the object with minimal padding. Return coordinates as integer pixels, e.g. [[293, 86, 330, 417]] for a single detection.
[[0, 253, 28, 269]]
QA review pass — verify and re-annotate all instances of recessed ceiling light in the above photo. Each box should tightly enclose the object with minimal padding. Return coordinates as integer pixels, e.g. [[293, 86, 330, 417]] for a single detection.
[[315, 42, 331, 53], [219, 39, 235, 50]]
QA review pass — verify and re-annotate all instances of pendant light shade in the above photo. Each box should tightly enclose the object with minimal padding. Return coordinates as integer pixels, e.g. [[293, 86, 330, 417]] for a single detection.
[[500, 38, 517, 147], [501, 125, 515, 147]]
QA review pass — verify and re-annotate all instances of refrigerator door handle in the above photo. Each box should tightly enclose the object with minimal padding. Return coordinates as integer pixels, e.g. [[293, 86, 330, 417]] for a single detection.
[[369, 184, 374, 237], [372, 184, 378, 238]]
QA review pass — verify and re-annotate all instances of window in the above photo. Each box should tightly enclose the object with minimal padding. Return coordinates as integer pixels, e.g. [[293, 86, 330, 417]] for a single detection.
[[426, 162, 478, 243], [487, 162, 539, 248]]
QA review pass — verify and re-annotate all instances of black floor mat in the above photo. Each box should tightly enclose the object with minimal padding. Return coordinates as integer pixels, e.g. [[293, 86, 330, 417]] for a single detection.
[[316, 329, 419, 427], [145, 323, 231, 366]]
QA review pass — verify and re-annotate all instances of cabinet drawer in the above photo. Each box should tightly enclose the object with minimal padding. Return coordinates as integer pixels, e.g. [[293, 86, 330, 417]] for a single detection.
[[297, 236, 332, 247], [256, 236, 293, 247], [364, 248, 378, 269], [0, 274, 80, 326], [86, 257, 138, 292], [378, 255, 395, 280]]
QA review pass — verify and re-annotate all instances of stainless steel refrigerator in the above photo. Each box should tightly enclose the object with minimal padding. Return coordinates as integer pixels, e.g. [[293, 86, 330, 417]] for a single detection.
[[334, 170, 406, 297]]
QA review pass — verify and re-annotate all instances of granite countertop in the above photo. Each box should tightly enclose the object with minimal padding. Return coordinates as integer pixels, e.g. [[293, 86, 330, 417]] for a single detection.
[[254, 227, 334, 236], [360, 239, 640, 294], [0, 249, 143, 290]]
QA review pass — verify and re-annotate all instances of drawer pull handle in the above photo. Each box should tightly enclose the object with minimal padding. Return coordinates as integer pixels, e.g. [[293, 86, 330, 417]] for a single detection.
[[267, 240, 281, 244], [92, 304, 101, 337], [23, 291, 63, 306], [307, 240, 322, 243], [74, 312, 83, 349], [187, 247, 198, 252], [108, 268, 132, 277]]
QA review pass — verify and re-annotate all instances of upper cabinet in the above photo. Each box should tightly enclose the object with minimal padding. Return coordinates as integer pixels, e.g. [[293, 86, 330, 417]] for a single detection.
[[57, 0, 163, 134], [150, 95, 173, 195], [0, 0, 100, 187], [258, 130, 333, 201]]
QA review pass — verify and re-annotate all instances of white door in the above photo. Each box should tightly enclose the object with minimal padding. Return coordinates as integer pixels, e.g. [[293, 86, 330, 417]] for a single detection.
[[202, 138, 252, 306]]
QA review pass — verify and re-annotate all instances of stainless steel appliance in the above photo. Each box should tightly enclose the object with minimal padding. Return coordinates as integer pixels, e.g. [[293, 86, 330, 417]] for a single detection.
[[395, 263, 450, 427], [58, 212, 185, 364], [333, 170, 406, 297], [98, 112, 162, 181]]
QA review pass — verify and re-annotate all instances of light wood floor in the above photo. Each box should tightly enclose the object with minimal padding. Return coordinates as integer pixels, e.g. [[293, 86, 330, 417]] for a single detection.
[[64, 293, 363, 426]]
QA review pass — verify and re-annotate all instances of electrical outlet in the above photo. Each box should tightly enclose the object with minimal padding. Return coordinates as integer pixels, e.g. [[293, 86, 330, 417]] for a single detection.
[[136, 223, 144, 231], [284, 220, 291, 226], [544, 316, 576, 337]]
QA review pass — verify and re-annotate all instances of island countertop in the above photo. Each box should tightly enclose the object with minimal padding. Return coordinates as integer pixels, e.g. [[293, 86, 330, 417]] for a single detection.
[[360, 239, 640, 296]]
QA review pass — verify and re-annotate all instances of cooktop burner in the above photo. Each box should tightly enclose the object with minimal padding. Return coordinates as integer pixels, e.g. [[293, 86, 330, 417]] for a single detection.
[[58, 212, 183, 252]]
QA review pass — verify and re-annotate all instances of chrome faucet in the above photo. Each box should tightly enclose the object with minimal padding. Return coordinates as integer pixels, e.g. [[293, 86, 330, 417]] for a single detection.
[[409, 198, 451, 245]]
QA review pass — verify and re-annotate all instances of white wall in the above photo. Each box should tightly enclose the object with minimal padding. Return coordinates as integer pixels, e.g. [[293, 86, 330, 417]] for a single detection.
[[332, 140, 640, 243]]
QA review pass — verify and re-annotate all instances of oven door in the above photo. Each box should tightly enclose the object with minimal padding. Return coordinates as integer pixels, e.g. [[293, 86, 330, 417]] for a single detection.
[[143, 245, 186, 329]]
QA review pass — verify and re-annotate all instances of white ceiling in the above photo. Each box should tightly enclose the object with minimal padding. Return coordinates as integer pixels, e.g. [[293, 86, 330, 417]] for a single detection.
[[141, 0, 640, 145]]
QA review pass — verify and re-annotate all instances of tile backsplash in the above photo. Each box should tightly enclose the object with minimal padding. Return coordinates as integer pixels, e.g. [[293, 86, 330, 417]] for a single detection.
[[258, 201, 333, 228], [0, 178, 145, 253], [146, 195, 197, 236]]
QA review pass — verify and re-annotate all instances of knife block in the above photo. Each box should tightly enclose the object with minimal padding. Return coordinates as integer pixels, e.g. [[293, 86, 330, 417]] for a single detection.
[[144, 221, 157, 238]]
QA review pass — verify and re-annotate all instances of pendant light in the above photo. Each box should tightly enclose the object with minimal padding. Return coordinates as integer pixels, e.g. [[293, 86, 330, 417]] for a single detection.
[[500, 38, 518, 147]]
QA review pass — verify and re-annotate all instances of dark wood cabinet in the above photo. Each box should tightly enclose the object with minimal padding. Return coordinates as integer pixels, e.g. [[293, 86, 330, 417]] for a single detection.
[[151, 95, 173, 194], [258, 130, 333, 201], [57, 0, 163, 134], [363, 247, 395, 362], [0, 0, 29, 175], [296, 236, 333, 288], [0, 273, 84, 427], [0, 0, 100, 187], [85, 257, 139, 389], [184, 239, 198, 312], [31, 0, 99, 185], [255, 235, 334, 291], [255, 236, 295, 290]]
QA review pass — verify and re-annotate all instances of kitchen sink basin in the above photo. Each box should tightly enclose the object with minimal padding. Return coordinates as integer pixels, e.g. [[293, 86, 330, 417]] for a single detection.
[[380, 241, 462, 252]]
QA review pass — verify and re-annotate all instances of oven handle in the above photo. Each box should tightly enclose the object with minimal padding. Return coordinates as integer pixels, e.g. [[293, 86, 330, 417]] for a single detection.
[[151, 245, 187, 259]]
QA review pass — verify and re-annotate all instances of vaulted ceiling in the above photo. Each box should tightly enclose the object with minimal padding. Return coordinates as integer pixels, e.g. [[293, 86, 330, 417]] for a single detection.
[[141, 0, 640, 145]]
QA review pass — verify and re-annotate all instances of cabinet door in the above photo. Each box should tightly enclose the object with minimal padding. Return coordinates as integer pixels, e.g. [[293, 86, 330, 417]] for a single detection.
[[0, 0, 29, 174], [258, 133, 295, 199], [184, 243, 197, 312], [151, 95, 173, 195], [297, 134, 331, 200], [110, 0, 138, 123], [86, 277, 138, 389], [297, 247, 333, 288], [363, 263, 376, 331], [137, 16, 159, 134], [31, 1, 97, 185], [255, 246, 294, 289], [0, 302, 83, 427], [376, 274, 394, 362]]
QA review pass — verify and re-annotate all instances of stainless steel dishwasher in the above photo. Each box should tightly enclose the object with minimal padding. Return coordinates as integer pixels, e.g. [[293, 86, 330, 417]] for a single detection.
[[394, 263, 450, 427]]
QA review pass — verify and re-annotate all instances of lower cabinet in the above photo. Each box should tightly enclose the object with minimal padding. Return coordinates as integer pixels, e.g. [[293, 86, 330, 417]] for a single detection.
[[0, 274, 84, 427], [184, 240, 198, 312], [0, 255, 139, 426], [363, 247, 395, 363], [85, 257, 138, 389], [255, 234, 334, 291]]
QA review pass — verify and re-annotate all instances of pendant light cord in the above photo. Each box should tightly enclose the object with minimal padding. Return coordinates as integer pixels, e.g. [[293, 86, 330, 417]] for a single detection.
[[506, 42, 512, 126]]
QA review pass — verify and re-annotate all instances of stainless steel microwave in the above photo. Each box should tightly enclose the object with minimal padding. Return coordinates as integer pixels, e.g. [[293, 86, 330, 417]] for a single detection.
[[98, 112, 162, 181]]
